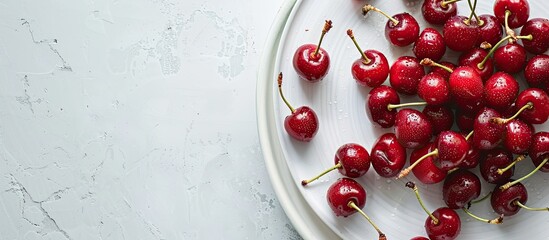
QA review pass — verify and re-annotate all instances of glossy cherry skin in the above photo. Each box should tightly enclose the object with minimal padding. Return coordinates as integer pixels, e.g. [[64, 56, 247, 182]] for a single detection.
[[484, 72, 519, 111], [371, 133, 406, 178], [367, 85, 400, 128], [410, 142, 447, 184], [335, 143, 371, 178], [494, 0, 530, 29], [352, 50, 390, 88], [449, 66, 484, 112], [326, 178, 366, 217], [443, 169, 481, 209], [293, 44, 330, 82], [503, 119, 534, 154], [459, 135, 481, 169], [491, 181, 527, 216], [520, 18, 549, 54], [389, 56, 426, 95], [284, 106, 319, 142], [435, 131, 469, 171], [425, 207, 461, 240], [421, 0, 457, 25], [480, 148, 514, 184], [493, 43, 527, 74], [385, 13, 420, 47], [458, 48, 494, 81], [515, 88, 549, 125], [430, 61, 455, 79], [394, 108, 433, 149], [413, 28, 446, 62], [443, 16, 480, 52], [478, 14, 504, 47], [472, 107, 504, 150], [524, 54, 549, 89], [529, 131, 549, 172], [417, 72, 450, 106], [423, 105, 454, 135]]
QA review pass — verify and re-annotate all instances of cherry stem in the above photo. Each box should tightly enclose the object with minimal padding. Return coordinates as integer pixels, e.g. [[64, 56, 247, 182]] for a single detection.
[[406, 182, 439, 225], [480, 42, 492, 49], [504, 10, 517, 43], [500, 158, 549, 190], [477, 35, 513, 69], [491, 102, 534, 125], [420, 58, 453, 73], [362, 5, 399, 25], [465, 130, 474, 141], [387, 102, 428, 111], [347, 29, 371, 64], [301, 162, 341, 186], [347, 201, 387, 240], [514, 200, 549, 212], [465, 0, 482, 26], [497, 155, 526, 175], [440, 0, 460, 8], [462, 208, 503, 224], [313, 20, 333, 58], [470, 191, 492, 206], [277, 72, 296, 113], [398, 149, 439, 179]]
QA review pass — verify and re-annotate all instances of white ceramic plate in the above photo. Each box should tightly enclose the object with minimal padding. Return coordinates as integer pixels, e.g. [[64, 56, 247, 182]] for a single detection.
[[258, 0, 549, 239]]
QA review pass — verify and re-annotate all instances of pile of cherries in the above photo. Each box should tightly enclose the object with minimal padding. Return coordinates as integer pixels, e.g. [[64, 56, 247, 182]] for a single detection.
[[276, 0, 549, 239]]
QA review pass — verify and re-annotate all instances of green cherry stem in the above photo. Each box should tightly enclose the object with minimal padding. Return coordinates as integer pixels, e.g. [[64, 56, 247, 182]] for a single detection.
[[465, 130, 474, 141], [347, 29, 371, 64], [347, 201, 387, 240], [398, 150, 439, 179], [497, 155, 527, 175], [462, 208, 503, 224], [312, 20, 333, 58], [420, 58, 454, 73], [301, 162, 342, 186], [441, 0, 461, 8], [362, 4, 399, 25], [477, 34, 533, 69], [277, 72, 296, 113], [514, 200, 549, 212], [406, 182, 439, 225], [387, 102, 428, 111], [491, 102, 533, 125], [465, 0, 482, 25], [500, 158, 549, 190], [504, 10, 517, 43]]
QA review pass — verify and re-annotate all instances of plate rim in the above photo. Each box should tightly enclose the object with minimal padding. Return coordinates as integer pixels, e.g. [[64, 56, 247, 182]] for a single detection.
[[256, 0, 341, 239]]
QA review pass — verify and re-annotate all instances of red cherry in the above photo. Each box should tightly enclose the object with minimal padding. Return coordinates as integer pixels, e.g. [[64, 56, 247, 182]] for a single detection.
[[425, 207, 461, 240], [411, 237, 429, 240], [367, 85, 400, 128], [302, 143, 370, 185], [443, 169, 481, 209], [490, 181, 527, 216], [472, 107, 504, 150], [423, 105, 454, 135], [390, 56, 426, 95], [429, 61, 456, 80], [480, 148, 514, 184], [347, 29, 390, 88], [413, 28, 446, 62], [293, 20, 332, 82], [371, 133, 406, 178], [478, 14, 504, 47], [448, 66, 484, 110], [494, 0, 530, 29], [520, 18, 549, 54], [484, 72, 519, 111], [362, 5, 420, 47], [410, 143, 447, 184], [493, 43, 527, 74], [458, 48, 494, 81], [417, 73, 450, 106], [515, 88, 549, 124], [326, 178, 387, 239], [502, 119, 534, 154], [394, 108, 433, 149], [443, 16, 480, 52], [277, 73, 319, 142], [326, 178, 366, 217], [456, 109, 475, 133], [421, 0, 457, 25], [459, 134, 481, 169], [524, 54, 549, 89], [435, 131, 469, 171], [529, 132, 549, 172]]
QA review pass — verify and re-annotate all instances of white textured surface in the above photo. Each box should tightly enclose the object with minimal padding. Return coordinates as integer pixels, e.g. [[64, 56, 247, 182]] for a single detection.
[[0, 0, 300, 239]]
